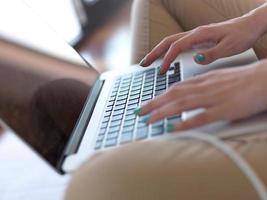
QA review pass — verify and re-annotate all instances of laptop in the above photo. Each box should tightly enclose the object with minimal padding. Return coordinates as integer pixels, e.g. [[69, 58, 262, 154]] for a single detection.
[[61, 47, 262, 173], [0, 33, 264, 174]]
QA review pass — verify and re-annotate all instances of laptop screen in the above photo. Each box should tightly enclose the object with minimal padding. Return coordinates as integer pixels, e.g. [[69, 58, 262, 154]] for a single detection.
[[0, 1, 99, 170]]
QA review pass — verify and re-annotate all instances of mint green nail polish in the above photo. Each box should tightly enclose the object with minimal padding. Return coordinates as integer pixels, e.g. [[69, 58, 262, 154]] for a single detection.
[[167, 123, 176, 132], [194, 54, 205, 62], [134, 107, 142, 115], [157, 67, 162, 75], [142, 115, 151, 124]]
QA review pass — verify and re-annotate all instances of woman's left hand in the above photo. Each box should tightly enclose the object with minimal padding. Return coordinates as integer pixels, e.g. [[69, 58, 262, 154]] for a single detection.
[[136, 60, 267, 131]]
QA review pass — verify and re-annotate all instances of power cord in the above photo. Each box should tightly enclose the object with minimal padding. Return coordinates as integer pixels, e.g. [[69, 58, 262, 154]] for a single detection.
[[166, 132, 267, 200]]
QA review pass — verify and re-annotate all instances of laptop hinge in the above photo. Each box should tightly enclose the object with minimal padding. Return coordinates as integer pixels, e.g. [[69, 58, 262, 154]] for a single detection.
[[63, 78, 104, 157]]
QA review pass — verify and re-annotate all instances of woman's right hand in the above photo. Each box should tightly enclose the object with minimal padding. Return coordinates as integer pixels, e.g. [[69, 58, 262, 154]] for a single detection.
[[140, 14, 264, 74]]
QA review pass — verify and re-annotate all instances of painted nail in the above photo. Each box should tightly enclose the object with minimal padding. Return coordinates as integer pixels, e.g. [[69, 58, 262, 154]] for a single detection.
[[194, 53, 205, 63], [142, 115, 151, 124], [134, 107, 142, 115], [166, 123, 176, 132], [139, 58, 146, 67], [157, 67, 162, 75]]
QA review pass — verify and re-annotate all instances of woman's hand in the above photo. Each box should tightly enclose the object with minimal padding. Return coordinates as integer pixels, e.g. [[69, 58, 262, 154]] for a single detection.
[[135, 60, 267, 131], [140, 14, 264, 74]]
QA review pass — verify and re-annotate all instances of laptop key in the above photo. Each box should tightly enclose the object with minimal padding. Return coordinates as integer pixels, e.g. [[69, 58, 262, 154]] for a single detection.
[[128, 98, 139, 105], [99, 128, 106, 135], [116, 99, 127, 106], [114, 104, 126, 111], [143, 85, 153, 92], [110, 97, 116, 102], [122, 125, 135, 133], [144, 82, 154, 87], [108, 126, 120, 133], [102, 117, 110, 123], [142, 90, 153, 96], [120, 87, 130, 93], [104, 138, 117, 147], [151, 126, 164, 136], [155, 90, 165, 96], [117, 94, 128, 100], [95, 141, 103, 150], [127, 103, 139, 110], [120, 132, 133, 144], [167, 115, 182, 124], [156, 85, 166, 91], [132, 85, 142, 91], [104, 111, 112, 117], [106, 106, 113, 112], [145, 77, 154, 82], [107, 101, 114, 107], [111, 114, 123, 121], [97, 134, 105, 141], [137, 121, 146, 128], [141, 94, 152, 101], [113, 109, 124, 116], [136, 127, 148, 140], [168, 66, 175, 71], [153, 120, 164, 126], [169, 73, 180, 78], [119, 90, 129, 96], [112, 85, 119, 90], [110, 120, 121, 127], [125, 110, 134, 116], [107, 132, 119, 140], [169, 77, 180, 83], [124, 114, 136, 121], [101, 122, 108, 129], [129, 94, 140, 100], [130, 90, 141, 96], [123, 119, 135, 127], [145, 69, 155, 74], [156, 80, 166, 86]]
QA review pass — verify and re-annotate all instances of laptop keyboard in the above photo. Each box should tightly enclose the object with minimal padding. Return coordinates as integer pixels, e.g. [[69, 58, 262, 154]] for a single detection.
[[95, 62, 182, 150]]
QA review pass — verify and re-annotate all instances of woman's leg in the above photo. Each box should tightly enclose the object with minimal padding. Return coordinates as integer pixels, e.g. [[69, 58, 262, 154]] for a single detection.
[[65, 133, 267, 200], [131, 0, 267, 64]]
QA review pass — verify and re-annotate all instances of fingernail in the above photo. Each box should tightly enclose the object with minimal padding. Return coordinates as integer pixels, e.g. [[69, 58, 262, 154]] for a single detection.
[[142, 115, 151, 124], [134, 107, 142, 115], [166, 123, 176, 132], [157, 67, 162, 75], [139, 58, 146, 67], [194, 53, 205, 63]]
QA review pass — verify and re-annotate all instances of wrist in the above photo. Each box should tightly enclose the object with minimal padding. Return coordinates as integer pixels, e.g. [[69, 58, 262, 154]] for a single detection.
[[245, 6, 267, 37]]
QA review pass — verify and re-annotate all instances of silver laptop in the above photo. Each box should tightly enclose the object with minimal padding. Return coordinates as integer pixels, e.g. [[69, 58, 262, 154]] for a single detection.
[[1, 36, 263, 174], [61, 46, 263, 173]]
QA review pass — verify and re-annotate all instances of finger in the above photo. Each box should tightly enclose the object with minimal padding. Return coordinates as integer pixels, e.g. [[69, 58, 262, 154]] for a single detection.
[[168, 107, 223, 131], [194, 41, 228, 65], [135, 91, 172, 116], [140, 33, 188, 67], [148, 95, 212, 124], [136, 85, 203, 116], [159, 31, 213, 74]]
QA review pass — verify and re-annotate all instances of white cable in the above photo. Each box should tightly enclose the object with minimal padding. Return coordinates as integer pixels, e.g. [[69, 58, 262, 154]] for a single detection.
[[167, 132, 267, 200]]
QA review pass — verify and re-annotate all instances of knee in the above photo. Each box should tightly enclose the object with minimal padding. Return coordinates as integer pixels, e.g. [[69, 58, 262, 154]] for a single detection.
[[65, 140, 257, 200], [65, 142, 163, 200], [64, 141, 211, 200], [65, 141, 188, 200]]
